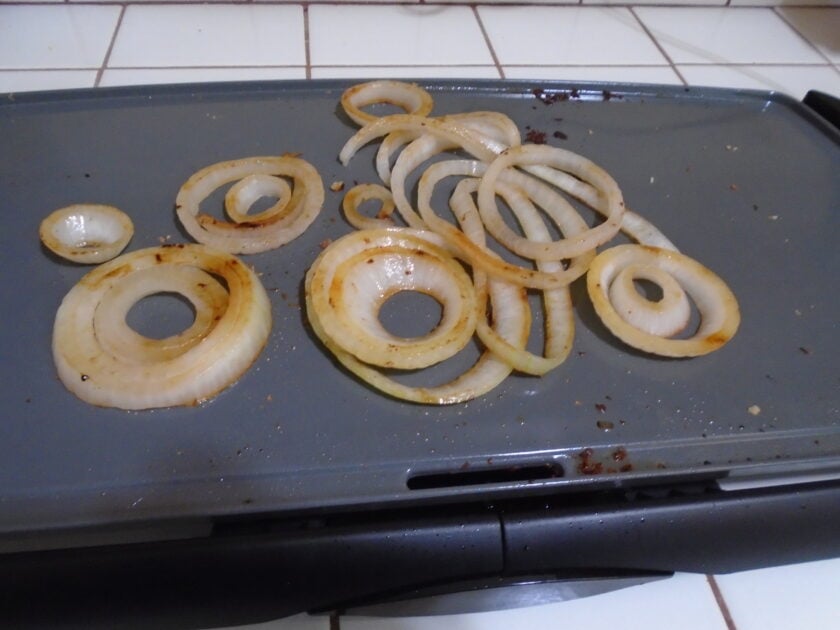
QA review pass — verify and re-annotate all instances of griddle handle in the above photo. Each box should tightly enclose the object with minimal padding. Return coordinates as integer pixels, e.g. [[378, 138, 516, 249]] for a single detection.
[[502, 479, 840, 576], [0, 512, 503, 629], [804, 90, 840, 130]]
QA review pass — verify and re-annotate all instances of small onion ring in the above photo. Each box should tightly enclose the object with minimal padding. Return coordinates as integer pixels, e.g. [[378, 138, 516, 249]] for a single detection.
[[175, 156, 324, 254], [40, 204, 134, 264], [608, 264, 691, 337], [342, 183, 397, 230], [52, 244, 271, 409], [587, 244, 740, 357], [341, 80, 435, 126], [224, 173, 293, 224]]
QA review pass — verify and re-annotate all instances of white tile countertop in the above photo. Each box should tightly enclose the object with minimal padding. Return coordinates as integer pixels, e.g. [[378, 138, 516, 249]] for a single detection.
[[1, 2, 839, 629]]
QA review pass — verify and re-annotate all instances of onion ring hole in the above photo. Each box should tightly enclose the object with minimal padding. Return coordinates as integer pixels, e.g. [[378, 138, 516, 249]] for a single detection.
[[378, 290, 444, 339]]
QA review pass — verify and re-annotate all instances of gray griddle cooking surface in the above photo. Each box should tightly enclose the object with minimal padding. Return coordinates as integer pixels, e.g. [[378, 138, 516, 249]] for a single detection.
[[1, 80, 838, 535]]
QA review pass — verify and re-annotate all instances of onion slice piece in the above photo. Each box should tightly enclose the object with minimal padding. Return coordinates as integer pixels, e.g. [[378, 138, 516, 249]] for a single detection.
[[306, 229, 476, 370], [175, 156, 324, 254], [40, 204, 134, 264], [305, 229, 528, 405], [342, 183, 397, 230], [341, 80, 435, 126], [52, 244, 271, 409], [478, 144, 626, 261], [587, 244, 740, 357]]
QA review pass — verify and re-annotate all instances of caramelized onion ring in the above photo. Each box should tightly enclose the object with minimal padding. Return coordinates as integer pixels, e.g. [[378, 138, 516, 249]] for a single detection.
[[587, 244, 740, 357], [40, 204, 134, 264], [342, 183, 396, 230], [478, 144, 626, 261], [306, 229, 476, 370], [306, 228, 533, 404], [341, 80, 434, 126], [52, 244, 271, 409], [176, 156, 324, 254], [224, 173, 293, 224]]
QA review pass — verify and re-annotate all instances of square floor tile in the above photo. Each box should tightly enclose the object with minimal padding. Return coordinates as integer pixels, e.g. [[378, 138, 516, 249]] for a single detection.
[[0, 70, 97, 93], [100, 67, 306, 88], [0, 5, 121, 69], [714, 558, 840, 630], [779, 8, 840, 64], [634, 7, 826, 64], [477, 7, 667, 66], [339, 573, 728, 630], [311, 66, 501, 80], [503, 65, 683, 85], [109, 5, 305, 68], [308, 5, 494, 66], [678, 64, 840, 99]]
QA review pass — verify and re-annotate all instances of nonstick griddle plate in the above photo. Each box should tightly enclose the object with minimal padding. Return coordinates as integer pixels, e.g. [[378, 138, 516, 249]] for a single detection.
[[1, 80, 838, 536]]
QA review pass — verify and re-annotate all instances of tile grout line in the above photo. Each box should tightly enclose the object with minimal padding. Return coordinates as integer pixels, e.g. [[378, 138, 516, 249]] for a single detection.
[[471, 4, 505, 80], [772, 6, 835, 67], [94, 3, 126, 87], [707, 575, 738, 630], [303, 2, 312, 80], [628, 6, 687, 86]]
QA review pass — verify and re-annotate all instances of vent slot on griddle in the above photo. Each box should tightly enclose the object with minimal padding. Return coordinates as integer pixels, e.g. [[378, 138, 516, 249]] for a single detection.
[[408, 462, 564, 490]]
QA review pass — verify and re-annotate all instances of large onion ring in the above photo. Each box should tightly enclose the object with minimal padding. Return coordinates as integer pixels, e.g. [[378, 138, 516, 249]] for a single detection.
[[306, 228, 529, 405], [306, 229, 476, 370], [175, 156, 324, 254], [587, 244, 740, 357], [52, 244, 271, 409], [40, 204, 134, 264]]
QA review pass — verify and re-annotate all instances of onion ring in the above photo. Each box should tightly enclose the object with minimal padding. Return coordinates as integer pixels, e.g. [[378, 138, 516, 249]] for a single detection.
[[445, 176, 575, 375], [416, 160, 594, 290], [175, 155, 324, 254], [341, 80, 435, 126], [40, 204, 134, 264], [478, 144, 626, 261], [306, 229, 476, 370], [342, 183, 397, 230], [52, 244, 271, 409], [586, 244, 740, 357], [306, 228, 529, 405], [92, 265, 229, 363], [224, 173, 293, 224]]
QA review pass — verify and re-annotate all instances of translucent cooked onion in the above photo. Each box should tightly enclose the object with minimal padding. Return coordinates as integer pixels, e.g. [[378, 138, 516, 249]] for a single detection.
[[341, 80, 435, 126], [306, 228, 529, 405], [224, 173, 293, 224], [40, 204, 134, 264], [445, 176, 575, 375], [587, 244, 740, 357], [175, 155, 324, 254], [478, 144, 626, 261], [342, 183, 397, 229], [416, 160, 594, 291], [306, 229, 476, 371], [52, 244, 271, 409]]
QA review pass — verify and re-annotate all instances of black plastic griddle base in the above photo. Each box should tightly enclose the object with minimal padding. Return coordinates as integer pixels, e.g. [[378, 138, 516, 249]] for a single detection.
[[1, 479, 838, 629]]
